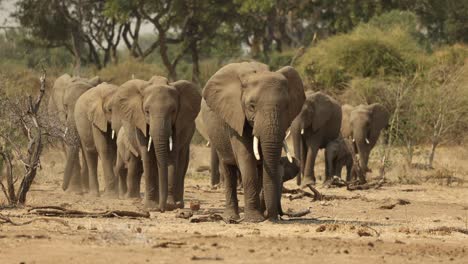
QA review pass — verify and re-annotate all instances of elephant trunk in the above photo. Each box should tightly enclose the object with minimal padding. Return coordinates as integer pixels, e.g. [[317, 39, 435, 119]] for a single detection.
[[261, 139, 283, 220], [290, 125, 304, 186], [150, 118, 172, 212], [252, 106, 284, 220]]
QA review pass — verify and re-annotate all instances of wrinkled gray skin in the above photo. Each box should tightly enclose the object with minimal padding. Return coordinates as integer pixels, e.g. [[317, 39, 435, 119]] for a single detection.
[[115, 77, 201, 212], [325, 136, 353, 181], [114, 126, 143, 198], [290, 91, 342, 186], [74, 83, 121, 197], [341, 103, 390, 182], [195, 114, 221, 186], [259, 156, 300, 213], [48, 74, 101, 193], [201, 62, 305, 222]]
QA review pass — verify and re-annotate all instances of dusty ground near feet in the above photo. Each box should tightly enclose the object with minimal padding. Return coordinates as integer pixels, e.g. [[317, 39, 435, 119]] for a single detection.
[[0, 146, 467, 263]]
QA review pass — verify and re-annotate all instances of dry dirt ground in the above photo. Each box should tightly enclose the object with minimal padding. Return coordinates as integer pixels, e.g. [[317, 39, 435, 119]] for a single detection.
[[1, 145, 467, 264]]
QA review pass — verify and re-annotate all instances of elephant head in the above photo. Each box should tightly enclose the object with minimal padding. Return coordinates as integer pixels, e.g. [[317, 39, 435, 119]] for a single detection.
[[349, 103, 390, 176], [84, 82, 120, 136], [290, 91, 341, 185], [203, 62, 305, 220], [116, 76, 201, 211]]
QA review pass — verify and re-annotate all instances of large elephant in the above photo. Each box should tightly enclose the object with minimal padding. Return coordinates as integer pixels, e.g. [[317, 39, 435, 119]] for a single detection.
[[114, 77, 201, 211], [48, 74, 101, 193], [341, 103, 390, 182], [201, 62, 305, 221], [290, 91, 342, 186], [195, 111, 221, 186], [74, 82, 121, 197], [114, 126, 142, 198]]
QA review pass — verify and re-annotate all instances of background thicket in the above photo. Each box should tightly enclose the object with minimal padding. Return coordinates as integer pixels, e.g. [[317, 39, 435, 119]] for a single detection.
[[0, 1, 467, 172]]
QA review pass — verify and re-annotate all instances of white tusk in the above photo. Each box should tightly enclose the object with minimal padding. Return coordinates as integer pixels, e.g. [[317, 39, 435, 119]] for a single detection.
[[206, 141, 210, 147], [111, 129, 115, 139], [365, 138, 370, 144], [352, 138, 356, 142], [283, 140, 293, 163], [147, 136, 152, 152], [169, 136, 173, 151], [301, 128, 304, 135], [285, 130, 291, 140], [253, 136, 261, 160], [63, 127, 68, 137]]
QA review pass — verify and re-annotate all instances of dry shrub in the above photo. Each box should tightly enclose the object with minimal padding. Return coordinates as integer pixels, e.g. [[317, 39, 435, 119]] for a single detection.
[[97, 59, 165, 85]]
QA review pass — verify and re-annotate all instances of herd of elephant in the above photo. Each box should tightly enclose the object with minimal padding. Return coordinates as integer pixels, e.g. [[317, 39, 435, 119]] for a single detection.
[[48, 61, 389, 222]]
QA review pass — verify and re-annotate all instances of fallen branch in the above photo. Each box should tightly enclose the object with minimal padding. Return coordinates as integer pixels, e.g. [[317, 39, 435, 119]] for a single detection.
[[28, 206, 150, 218], [347, 180, 384, 191], [286, 184, 322, 201], [426, 226, 468, 235], [153, 241, 187, 248], [282, 208, 311, 218], [0, 213, 69, 226]]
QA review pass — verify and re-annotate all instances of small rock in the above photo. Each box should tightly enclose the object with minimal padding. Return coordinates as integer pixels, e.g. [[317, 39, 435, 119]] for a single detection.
[[76, 225, 85, 230], [395, 240, 405, 244], [357, 229, 372, 237], [343, 249, 349, 254], [248, 249, 255, 253], [190, 200, 201, 211], [136, 227, 142, 233], [316, 225, 326, 232], [368, 242, 374, 247]]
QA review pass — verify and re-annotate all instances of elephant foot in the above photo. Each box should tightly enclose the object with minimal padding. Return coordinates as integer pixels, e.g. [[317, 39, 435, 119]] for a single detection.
[[64, 186, 84, 195], [88, 190, 100, 197], [125, 192, 141, 199], [244, 210, 265, 223], [223, 207, 240, 221], [103, 190, 119, 199], [144, 200, 160, 211]]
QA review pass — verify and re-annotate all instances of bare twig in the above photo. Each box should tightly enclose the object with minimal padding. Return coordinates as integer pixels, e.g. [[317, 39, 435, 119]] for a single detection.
[[28, 206, 150, 218]]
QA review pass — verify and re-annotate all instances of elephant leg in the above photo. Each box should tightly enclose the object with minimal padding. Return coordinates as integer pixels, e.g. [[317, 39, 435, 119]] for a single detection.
[[345, 162, 353, 182], [114, 153, 127, 197], [174, 144, 190, 208], [166, 155, 177, 211], [93, 127, 118, 197], [126, 156, 142, 198], [221, 163, 240, 220], [142, 151, 159, 210], [302, 144, 319, 186], [83, 149, 99, 197], [234, 145, 262, 222], [63, 147, 83, 193], [80, 149, 89, 192], [210, 147, 221, 186]]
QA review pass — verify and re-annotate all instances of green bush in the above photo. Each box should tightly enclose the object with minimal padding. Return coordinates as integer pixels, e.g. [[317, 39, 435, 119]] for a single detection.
[[297, 12, 424, 93]]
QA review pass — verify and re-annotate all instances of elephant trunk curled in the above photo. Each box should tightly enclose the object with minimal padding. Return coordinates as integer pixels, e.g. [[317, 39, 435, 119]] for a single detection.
[[150, 118, 171, 212]]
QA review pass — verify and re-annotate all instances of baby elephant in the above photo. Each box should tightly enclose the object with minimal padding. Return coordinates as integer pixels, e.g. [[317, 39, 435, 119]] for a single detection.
[[325, 137, 354, 182]]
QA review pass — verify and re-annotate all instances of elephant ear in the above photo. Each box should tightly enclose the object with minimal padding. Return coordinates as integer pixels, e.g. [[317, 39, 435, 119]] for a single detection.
[[115, 81, 147, 136], [276, 66, 306, 123], [171, 80, 202, 135], [203, 62, 269, 136], [87, 96, 107, 132], [370, 103, 390, 132], [149, 75, 169, 85]]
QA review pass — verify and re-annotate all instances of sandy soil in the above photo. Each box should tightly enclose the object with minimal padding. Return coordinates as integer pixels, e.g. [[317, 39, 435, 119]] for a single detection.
[[0, 146, 467, 264]]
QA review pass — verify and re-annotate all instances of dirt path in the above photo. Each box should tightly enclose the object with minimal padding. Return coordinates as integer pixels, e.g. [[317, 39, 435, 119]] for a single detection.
[[1, 147, 467, 263]]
